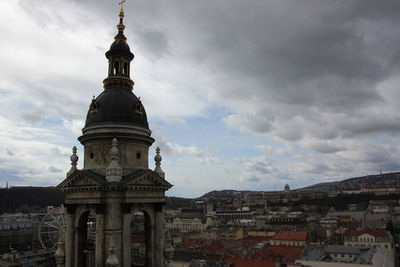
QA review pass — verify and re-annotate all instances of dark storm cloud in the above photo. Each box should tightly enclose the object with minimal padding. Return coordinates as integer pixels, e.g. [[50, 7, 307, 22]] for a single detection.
[[109, 0, 400, 180], [134, 27, 170, 59], [129, 0, 400, 140], [44, 0, 400, 120], [336, 115, 400, 138], [309, 142, 345, 154]]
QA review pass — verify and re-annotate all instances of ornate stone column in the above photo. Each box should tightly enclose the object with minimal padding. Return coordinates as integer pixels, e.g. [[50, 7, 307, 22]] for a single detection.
[[73, 224, 80, 267], [154, 203, 165, 267], [65, 205, 75, 267], [95, 204, 105, 267], [121, 205, 132, 267], [144, 208, 155, 267], [104, 202, 122, 266]]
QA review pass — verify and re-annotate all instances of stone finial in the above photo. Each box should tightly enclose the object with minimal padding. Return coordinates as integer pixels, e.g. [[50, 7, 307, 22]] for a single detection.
[[67, 146, 78, 177], [105, 247, 119, 266], [154, 147, 165, 179], [54, 234, 65, 267], [106, 138, 122, 183], [110, 138, 120, 161]]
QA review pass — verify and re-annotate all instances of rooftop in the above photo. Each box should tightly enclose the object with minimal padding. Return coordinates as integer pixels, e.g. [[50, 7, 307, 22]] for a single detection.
[[345, 230, 388, 237], [271, 231, 307, 241], [298, 245, 376, 264]]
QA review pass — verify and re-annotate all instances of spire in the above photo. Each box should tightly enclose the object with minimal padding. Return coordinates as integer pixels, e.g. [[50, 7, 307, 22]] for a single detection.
[[103, 0, 134, 91], [154, 147, 165, 179], [67, 146, 78, 177], [117, 0, 126, 34]]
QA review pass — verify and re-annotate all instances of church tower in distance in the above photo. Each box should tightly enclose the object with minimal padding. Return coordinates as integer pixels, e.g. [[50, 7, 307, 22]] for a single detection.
[[58, 2, 172, 267]]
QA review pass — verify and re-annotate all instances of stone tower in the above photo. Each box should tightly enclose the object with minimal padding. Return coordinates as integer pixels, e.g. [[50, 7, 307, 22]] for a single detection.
[[58, 3, 172, 267]]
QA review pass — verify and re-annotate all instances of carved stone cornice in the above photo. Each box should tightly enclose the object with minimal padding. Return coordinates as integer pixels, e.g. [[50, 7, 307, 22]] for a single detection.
[[59, 169, 172, 195]]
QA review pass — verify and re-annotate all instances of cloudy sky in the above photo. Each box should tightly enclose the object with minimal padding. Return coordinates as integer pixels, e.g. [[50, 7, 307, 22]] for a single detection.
[[1, 0, 400, 197]]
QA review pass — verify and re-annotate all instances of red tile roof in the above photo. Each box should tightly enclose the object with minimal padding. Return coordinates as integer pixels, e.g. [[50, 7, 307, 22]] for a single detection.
[[271, 231, 307, 241], [271, 245, 304, 256], [223, 256, 275, 267], [345, 230, 388, 237], [240, 236, 266, 243]]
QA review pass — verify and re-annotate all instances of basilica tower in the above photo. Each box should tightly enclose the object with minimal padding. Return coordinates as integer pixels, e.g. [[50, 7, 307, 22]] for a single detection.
[[58, 3, 172, 267]]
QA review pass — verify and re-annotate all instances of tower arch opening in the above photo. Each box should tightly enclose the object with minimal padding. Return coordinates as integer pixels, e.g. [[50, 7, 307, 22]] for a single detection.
[[114, 61, 119, 75], [130, 209, 153, 267], [76, 210, 96, 267], [123, 62, 128, 75]]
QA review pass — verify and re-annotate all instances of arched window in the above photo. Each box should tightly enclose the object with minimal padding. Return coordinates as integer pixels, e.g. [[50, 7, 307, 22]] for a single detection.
[[77, 211, 96, 267], [123, 63, 128, 75], [131, 210, 152, 266], [114, 61, 119, 75]]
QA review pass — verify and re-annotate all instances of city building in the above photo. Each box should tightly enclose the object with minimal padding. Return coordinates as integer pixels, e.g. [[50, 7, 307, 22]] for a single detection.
[[268, 213, 307, 230], [270, 231, 307, 247], [167, 217, 206, 233], [344, 230, 392, 251], [361, 186, 400, 195], [296, 245, 394, 267]]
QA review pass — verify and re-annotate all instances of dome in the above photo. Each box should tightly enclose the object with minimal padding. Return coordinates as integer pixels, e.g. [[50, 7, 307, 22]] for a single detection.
[[105, 33, 134, 60], [84, 88, 149, 129]]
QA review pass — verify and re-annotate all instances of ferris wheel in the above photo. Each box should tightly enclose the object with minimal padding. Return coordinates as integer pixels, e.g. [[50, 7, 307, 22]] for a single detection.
[[38, 206, 65, 250]]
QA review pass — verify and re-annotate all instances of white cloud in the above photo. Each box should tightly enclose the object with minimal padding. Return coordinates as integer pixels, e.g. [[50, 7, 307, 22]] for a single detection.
[[0, 115, 79, 186], [63, 119, 84, 135]]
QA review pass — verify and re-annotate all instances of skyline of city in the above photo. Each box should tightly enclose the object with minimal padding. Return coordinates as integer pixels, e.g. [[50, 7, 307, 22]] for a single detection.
[[1, 0, 400, 198]]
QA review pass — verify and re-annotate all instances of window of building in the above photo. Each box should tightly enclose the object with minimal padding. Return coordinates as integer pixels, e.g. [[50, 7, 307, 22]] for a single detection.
[[114, 61, 119, 74]]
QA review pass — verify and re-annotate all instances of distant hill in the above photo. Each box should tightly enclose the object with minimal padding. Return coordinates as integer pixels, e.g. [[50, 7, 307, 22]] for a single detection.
[[199, 190, 256, 199], [0, 186, 64, 214], [166, 196, 193, 209], [302, 172, 400, 191], [198, 172, 400, 200], [1, 172, 399, 212]]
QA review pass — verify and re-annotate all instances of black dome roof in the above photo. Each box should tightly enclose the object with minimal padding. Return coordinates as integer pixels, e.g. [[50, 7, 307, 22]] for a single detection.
[[105, 33, 134, 60], [84, 88, 149, 129]]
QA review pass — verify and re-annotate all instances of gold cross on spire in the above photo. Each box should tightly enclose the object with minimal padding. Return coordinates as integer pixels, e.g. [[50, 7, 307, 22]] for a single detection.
[[119, 0, 126, 10], [118, 0, 126, 19]]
